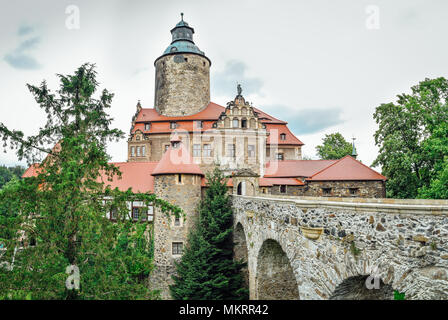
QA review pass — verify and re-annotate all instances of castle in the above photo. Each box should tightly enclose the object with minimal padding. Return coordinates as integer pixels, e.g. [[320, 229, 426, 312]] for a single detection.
[[23, 14, 388, 299]]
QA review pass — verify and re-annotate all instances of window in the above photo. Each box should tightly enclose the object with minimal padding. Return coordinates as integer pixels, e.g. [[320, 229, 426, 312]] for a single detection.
[[29, 237, 36, 247], [170, 122, 177, 129], [172, 141, 180, 149], [193, 144, 201, 157], [164, 145, 170, 152], [203, 144, 212, 157], [280, 185, 287, 193], [110, 208, 117, 220], [232, 119, 239, 128], [172, 242, 183, 255], [195, 121, 203, 129], [227, 144, 235, 158], [261, 187, 268, 194], [131, 146, 135, 157], [248, 145, 255, 157], [322, 188, 332, 196], [142, 145, 146, 156], [276, 153, 284, 160], [132, 207, 148, 221], [241, 119, 247, 128], [349, 188, 359, 196], [280, 133, 286, 141], [136, 146, 141, 157], [174, 216, 181, 226], [177, 174, 182, 184], [145, 123, 151, 131], [136, 135, 140, 141]]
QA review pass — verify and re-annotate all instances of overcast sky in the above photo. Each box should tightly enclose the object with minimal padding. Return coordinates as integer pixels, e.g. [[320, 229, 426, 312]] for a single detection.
[[1, 0, 447, 168]]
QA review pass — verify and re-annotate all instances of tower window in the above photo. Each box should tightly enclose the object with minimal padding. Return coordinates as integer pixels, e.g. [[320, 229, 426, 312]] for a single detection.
[[280, 133, 286, 141], [145, 123, 151, 131], [170, 122, 177, 129], [172, 242, 183, 255], [178, 174, 182, 184], [174, 216, 181, 226]]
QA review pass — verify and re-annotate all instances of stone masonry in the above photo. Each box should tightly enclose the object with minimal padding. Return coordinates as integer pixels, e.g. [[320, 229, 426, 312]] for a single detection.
[[232, 195, 448, 300]]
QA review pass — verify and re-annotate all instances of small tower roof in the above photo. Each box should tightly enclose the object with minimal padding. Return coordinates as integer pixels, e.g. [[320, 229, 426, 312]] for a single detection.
[[152, 142, 203, 176], [156, 13, 210, 64], [351, 137, 358, 158]]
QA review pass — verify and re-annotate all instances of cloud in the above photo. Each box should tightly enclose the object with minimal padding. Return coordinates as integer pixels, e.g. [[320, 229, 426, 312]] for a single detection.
[[262, 105, 345, 135], [211, 60, 263, 96], [4, 35, 41, 70], [18, 25, 34, 36]]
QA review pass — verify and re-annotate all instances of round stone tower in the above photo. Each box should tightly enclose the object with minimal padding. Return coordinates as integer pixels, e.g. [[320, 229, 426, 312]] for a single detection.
[[154, 14, 211, 117], [149, 138, 203, 299]]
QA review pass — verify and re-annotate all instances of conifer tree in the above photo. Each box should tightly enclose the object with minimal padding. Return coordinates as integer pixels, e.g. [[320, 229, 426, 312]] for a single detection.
[[170, 167, 248, 300]]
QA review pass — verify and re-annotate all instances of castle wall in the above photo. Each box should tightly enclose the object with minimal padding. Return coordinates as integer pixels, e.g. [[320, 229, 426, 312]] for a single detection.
[[306, 180, 386, 198], [154, 54, 210, 116]]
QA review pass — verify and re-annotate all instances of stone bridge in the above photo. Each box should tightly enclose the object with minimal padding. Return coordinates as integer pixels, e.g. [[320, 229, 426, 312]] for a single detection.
[[231, 195, 448, 300]]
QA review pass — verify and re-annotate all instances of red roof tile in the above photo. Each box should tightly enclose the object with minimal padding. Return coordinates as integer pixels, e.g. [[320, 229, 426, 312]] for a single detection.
[[306, 155, 387, 181], [265, 124, 304, 146], [22, 163, 41, 178], [265, 160, 337, 178], [259, 177, 304, 186], [136, 102, 224, 122], [99, 162, 158, 193], [151, 144, 203, 176]]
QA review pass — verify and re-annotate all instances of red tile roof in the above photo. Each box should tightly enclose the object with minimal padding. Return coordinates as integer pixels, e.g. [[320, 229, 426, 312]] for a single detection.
[[99, 162, 158, 192], [265, 123, 304, 146], [136, 102, 224, 122], [151, 144, 203, 176], [22, 163, 41, 178], [259, 177, 304, 186], [265, 160, 337, 178], [306, 155, 387, 181]]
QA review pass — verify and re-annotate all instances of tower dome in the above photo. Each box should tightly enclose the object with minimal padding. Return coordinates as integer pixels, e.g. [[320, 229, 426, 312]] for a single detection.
[[154, 14, 211, 116]]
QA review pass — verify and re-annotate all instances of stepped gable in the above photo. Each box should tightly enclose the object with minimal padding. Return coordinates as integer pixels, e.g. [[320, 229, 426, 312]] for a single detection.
[[306, 155, 387, 181]]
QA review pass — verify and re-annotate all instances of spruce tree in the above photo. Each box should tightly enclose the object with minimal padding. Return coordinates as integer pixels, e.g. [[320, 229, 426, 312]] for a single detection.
[[170, 167, 248, 300]]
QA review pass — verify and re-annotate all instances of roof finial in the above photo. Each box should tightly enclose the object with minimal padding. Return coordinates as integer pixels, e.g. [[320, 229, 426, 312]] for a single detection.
[[181, 12, 184, 21], [351, 136, 358, 159], [237, 83, 242, 96]]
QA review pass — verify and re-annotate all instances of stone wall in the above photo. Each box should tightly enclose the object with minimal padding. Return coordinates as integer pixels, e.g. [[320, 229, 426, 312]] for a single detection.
[[306, 180, 386, 198], [232, 195, 448, 300], [150, 174, 202, 299], [154, 53, 210, 116]]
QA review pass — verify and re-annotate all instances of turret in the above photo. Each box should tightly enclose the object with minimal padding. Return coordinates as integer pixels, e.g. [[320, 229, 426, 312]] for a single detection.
[[154, 14, 211, 116]]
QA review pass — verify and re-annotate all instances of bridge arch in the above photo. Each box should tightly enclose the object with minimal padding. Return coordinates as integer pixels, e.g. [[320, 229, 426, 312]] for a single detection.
[[330, 275, 394, 300], [234, 222, 249, 290], [256, 239, 299, 300]]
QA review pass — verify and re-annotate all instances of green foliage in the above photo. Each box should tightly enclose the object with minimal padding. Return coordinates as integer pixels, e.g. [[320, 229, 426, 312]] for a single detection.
[[0, 165, 25, 189], [0, 63, 180, 300], [170, 167, 248, 300], [315, 133, 353, 160], [373, 77, 448, 199]]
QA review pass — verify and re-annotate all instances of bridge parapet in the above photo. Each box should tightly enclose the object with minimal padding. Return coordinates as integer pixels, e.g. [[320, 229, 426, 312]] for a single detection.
[[231, 195, 448, 300]]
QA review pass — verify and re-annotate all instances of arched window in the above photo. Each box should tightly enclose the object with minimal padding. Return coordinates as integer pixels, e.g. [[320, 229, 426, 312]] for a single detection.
[[233, 118, 239, 128], [280, 133, 286, 141]]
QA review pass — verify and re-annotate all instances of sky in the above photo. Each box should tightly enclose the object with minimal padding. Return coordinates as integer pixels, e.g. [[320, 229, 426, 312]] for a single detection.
[[1, 0, 448, 169]]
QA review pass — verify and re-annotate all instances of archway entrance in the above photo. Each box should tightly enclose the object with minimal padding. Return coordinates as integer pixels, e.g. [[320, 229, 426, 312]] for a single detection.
[[234, 223, 249, 290], [329, 275, 394, 300], [256, 239, 299, 300], [237, 181, 245, 195]]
